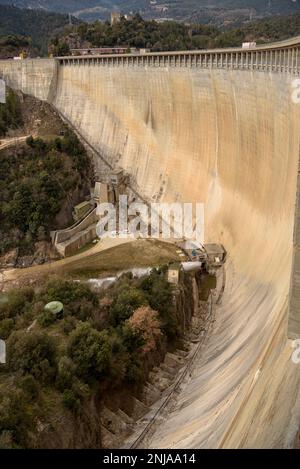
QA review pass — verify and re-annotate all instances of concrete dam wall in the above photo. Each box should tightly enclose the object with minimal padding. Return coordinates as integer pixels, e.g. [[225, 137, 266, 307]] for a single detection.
[[1, 56, 300, 448]]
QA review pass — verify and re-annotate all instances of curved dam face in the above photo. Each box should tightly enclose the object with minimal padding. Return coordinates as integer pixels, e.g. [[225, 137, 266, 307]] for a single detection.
[[1, 59, 300, 447]]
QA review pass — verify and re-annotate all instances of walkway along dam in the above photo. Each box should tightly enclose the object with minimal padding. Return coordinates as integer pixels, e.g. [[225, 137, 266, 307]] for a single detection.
[[1, 37, 300, 448]]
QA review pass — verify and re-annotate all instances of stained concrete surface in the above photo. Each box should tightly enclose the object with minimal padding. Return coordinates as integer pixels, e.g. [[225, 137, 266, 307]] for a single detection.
[[1, 59, 300, 447]]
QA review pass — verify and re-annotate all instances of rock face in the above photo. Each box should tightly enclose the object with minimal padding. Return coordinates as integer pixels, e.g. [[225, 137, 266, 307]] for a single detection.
[[1, 58, 300, 448], [0, 248, 19, 267]]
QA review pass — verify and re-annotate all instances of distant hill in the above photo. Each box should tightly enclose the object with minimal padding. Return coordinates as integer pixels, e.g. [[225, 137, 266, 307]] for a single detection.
[[1, 1, 300, 25], [0, 5, 79, 53]]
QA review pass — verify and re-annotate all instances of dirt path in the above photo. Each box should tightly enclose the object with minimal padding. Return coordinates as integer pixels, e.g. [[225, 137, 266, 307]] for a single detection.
[[0, 237, 135, 286], [0, 135, 31, 150]]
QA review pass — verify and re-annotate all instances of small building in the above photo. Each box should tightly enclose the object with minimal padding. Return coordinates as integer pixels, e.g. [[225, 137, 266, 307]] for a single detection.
[[203, 244, 226, 268], [44, 301, 64, 319], [168, 263, 181, 285], [73, 200, 94, 221], [242, 42, 256, 49], [111, 11, 121, 25], [110, 168, 124, 186], [124, 14, 133, 21], [93, 182, 108, 204]]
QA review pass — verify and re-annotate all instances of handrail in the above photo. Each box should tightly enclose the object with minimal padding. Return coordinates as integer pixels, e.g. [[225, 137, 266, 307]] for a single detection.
[[56, 36, 300, 75], [56, 35, 300, 61]]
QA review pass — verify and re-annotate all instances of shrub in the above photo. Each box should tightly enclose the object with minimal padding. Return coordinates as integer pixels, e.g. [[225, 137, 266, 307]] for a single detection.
[[0, 288, 34, 320], [68, 323, 111, 381], [37, 310, 56, 328], [62, 389, 80, 413], [109, 287, 147, 326], [139, 270, 177, 338], [107, 332, 129, 384], [125, 358, 143, 384], [7, 330, 57, 383], [120, 323, 145, 354], [0, 89, 23, 137], [40, 279, 98, 320], [60, 316, 77, 335], [56, 356, 76, 391], [127, 306, 162, 354], [19, 374, 39, 400], [0, 318, 14, 339], [0, 388, 34, 447]]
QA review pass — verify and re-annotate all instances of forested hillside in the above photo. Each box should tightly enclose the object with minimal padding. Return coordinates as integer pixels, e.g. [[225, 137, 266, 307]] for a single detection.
[[52, 13, 300, 55], [0, 90, 93, 264], [0, 5, 78, 53], [0, 0, 300, 24]]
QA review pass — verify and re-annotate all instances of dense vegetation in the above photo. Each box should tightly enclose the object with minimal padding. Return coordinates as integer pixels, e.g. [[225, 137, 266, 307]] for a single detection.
[[1, 0, 300, 23], [0, 88, 23, 136], [0, 90, 91, 257], [0, 133, 90, 255], [52, 12, 300, 55], [0, 5, 299, 57], [0, 5, 78, 54], [62, 15, 219, 52], [0, 34, 32, 59], [0, 268, 179, 448]]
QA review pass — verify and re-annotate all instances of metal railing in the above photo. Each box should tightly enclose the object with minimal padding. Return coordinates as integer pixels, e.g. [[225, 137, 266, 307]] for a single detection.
[[56, 36, 300, 75]]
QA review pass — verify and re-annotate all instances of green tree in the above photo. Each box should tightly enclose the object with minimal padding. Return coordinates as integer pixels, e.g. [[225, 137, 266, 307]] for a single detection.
[[68, 323, 111, 381], [109, 287, 147, 326], [7, 330, 57, 383]]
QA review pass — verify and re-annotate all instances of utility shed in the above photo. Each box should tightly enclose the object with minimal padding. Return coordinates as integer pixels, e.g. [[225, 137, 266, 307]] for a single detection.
[[110, 168, 124, 186], [204, 244, 226, 267], [168, 263, 181, 285], [93, 182, 108, 204]]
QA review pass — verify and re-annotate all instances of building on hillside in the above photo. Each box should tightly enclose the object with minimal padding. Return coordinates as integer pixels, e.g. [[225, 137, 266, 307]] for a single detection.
[[111, 11, 121, 25], [93, 182, 109, 204], [70, 47, 135, 56], [73, 200, 95, 221], [124, 13, 133, 21], [204, 244, 227, 268], [168, 263, 181, 285]]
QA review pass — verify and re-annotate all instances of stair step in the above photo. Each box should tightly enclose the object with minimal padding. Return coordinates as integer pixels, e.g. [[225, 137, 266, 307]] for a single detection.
[[140, 383, 161, 406], [164, 352, 186, 368], [100, 425, 120, 449], [116, 409, 134, 425], [129, 396, 149, 420], [159, 362, 178, 377], [175, 349, 189, 358], [100, 406, 130, 436]]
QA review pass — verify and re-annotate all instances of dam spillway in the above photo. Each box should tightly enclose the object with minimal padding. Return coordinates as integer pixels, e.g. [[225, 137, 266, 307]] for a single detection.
[[1, 39, 300, 447]]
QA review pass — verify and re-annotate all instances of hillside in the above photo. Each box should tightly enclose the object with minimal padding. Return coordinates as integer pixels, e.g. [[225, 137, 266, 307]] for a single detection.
[[0, 89, 93, 266], [0, 5, 79, 53], [1, 0, 300, 25], [52, 13, 300, 55]]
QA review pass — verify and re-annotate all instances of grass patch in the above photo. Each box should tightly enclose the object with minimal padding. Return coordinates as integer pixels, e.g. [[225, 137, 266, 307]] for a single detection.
[[58, 239, 181, 279]]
